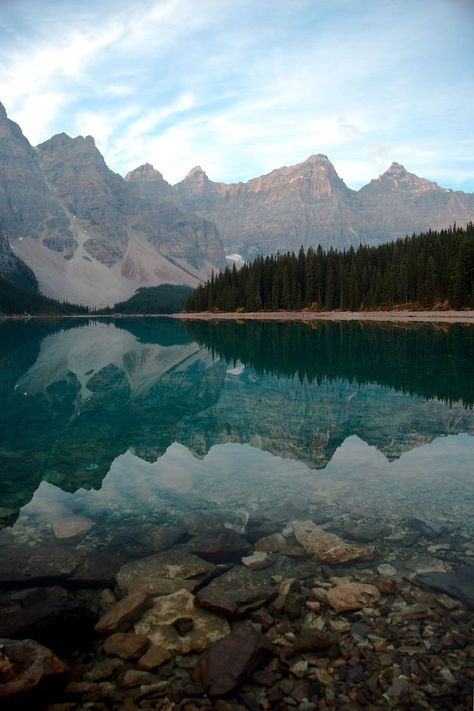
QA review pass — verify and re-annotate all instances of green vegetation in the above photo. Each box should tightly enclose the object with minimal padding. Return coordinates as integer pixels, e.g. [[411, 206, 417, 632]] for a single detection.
[[99, 284, 192, 315], [0, 275, 88, 316], [186, 223, 474, 312]]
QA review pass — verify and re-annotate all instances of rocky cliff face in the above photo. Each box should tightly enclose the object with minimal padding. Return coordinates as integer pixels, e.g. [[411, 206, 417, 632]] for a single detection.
[[173, 156, 474, 258], [0, 103, 225, 306]]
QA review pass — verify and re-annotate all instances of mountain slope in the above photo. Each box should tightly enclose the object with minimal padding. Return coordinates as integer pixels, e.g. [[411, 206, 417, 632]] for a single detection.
[[173, 156, 474, 258], [0, 102, 225, 307]]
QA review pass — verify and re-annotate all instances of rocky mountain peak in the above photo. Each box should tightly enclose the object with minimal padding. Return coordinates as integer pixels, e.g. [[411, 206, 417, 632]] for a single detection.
[[0, 101, 7, 120], [125, 163, 165, 182], [367, 162, 440, 193]]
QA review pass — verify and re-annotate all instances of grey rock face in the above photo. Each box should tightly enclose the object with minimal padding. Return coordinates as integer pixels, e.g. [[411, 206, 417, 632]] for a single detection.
[[173, 156, 474, 258], [0, 102, 225, 305]]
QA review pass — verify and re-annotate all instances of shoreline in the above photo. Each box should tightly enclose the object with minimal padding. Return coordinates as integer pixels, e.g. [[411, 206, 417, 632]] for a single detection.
[[171, 309, 474, 324]]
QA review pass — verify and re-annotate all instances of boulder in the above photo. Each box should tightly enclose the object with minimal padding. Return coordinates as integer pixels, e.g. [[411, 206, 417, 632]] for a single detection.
[[95, 592, 151, 634], [415, 567, 474, 609], [0, 637, 66, 699], [293, 520, 373, 564], [190, 528, 251, 563], [196, 566, 277, 618], [135, 589, 230, 653], [51, 515, 95, 539], [254, 533, 286, 553], [241, 551, 272, 571], [199, 622, 273, 696], [326, 583, 381, 612], [103, 632, 149, 659], [117, 550, 215, 596]]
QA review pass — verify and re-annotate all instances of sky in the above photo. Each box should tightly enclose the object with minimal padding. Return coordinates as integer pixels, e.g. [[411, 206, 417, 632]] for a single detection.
[[0, 0, 473, 190]]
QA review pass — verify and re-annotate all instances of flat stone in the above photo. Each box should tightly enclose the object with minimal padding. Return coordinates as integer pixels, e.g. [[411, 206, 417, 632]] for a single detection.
[[293, 521, 373, 564], [120, 669, 157, 688], [409, 517, 446, 539], [137, 644, 173, 670], [70, 551, 125, 587], [95, 592, 150, 634], [103, 632, 149, 659], [117, 550, 215, 596], [344, 520, 384, 543], [242, 551, 272, 571], [199, 622, 273, 697], [191, 528, 251, 563], [84, 657, 124, 681], [196, 565, 277, 618], [292, 629, 336, 652], [254, 533, 286, 553], [135, 589, 230, 653], [0, 544, 86, 585], [326, 583, 381, 612], [51, 515, 95, 539], [415, 567, 474, 609], [377, 564, 397, 577], [130, 524, 185, 552], [0, 637, 66, 699]]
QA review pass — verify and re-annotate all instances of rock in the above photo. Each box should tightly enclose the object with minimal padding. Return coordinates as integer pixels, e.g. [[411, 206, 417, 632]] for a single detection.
[[134, 589, 230, 653], [84, 657, 124, 681], [254, 533, 286, 553], [191, 528, 251, 562], [95, 592, 150, 634], [129, 523, 185, 553], [51, 515, 95, 539], [117, 550, 215, 596], [409, 517, 446, 539], [290, 660, 308, 678], [377, 563, 397, 577], [70, 551, 125, 587], [199, 622, 273, 697], [0, 637, 66, 699], [414, 567, 474, 609], [0, 586, 98, 653], [293, 521, 373, 564], [242, 551, 272, 570], [137, 644, 173, 670], [292, 629, 336, 652], [120, 669, 157, 688], [103, 632, 149, 659], [196, 565, 277, 618], [344, 520, 384, 543], [173, 616, 194, 635], [0, 544, 86, 585], [326, 583, 381, 612]]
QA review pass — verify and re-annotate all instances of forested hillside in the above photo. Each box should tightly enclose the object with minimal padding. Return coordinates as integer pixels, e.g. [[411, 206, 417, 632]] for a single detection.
[[186, 224, 474, 311]]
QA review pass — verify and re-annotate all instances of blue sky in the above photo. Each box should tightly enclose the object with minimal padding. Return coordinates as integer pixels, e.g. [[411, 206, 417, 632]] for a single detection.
[[0, 0, 473, 190]]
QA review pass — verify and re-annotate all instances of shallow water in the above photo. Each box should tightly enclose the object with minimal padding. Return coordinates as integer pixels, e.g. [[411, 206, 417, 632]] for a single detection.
[[0, 317, 473, 565]]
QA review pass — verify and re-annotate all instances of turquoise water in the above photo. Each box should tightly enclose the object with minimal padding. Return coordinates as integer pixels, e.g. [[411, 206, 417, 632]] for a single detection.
[[0, 317, 473, 559]]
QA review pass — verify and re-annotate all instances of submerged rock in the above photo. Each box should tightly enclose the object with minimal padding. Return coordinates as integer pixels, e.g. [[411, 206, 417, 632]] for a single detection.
[[190, 528, 251, 562], [326, 582, 381, 612], [95, 592, 151, 634], [196, 565, 277, 618], [0, 637, 66, 699], [293, 520, 373, 564], [51, 515, 95, 539], [415, 567, 474, 609], [242, 551, 272, 570], [134, 589, 230, 653], [117, 550, 215, 596], [409, 517, 446, 539], [199, 622, 273, 696], [103, 632, 149, 660]]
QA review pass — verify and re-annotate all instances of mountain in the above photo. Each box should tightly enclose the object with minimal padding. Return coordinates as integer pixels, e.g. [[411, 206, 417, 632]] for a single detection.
[[0, 103, 225, 307], [173, 155, 474, 259]]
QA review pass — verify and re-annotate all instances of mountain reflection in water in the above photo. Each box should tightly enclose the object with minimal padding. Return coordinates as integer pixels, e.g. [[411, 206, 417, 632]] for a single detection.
[[0, 317, 473, 523]]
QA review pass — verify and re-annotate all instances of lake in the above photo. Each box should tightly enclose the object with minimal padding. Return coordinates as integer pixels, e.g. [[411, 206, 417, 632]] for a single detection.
[[0, 317, 473, 707]]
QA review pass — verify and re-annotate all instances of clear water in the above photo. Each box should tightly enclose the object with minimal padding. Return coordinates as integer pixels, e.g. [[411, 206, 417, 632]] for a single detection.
[[0, 317, 473, 566]]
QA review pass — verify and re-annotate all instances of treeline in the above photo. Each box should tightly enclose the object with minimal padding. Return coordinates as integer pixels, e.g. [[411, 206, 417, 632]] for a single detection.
[[98, 284, 192, 315], [0, 275, 88, 316], [186, 223, 474, 311]]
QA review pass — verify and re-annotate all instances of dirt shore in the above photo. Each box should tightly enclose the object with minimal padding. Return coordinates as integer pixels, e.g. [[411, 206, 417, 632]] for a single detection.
[[171, 310, 474, 324]]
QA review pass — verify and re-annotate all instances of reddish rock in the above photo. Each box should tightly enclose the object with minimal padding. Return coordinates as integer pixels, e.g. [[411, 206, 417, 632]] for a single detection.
[[196, 566, 277, 618], [326, 583, 381, 612], [293, 520, 373, 564], [199, 622, 273, 696], [95, 592, 150, 634], [137, 644, 173, 670], [191, 528, 251, 562], [0, 637, 66, 699], [103, 632, 149, 659]]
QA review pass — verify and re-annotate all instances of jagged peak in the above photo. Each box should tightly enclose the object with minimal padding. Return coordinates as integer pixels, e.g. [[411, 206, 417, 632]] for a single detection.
[[186, 165, 208, 179], [125, 163, 165, 182], [0, 101, 7, 119], [304, 153, 330, 164], [37, 133, 96, 151]]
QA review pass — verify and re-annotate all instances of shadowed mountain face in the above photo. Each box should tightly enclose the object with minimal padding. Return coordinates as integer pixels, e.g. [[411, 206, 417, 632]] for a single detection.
[[173, 155, 474, 258], [0, 103, 225, 306], [0, 318, 473, 520]]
